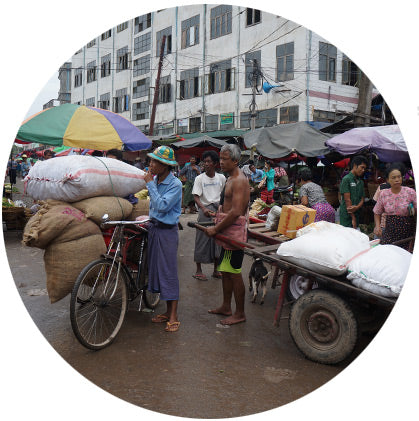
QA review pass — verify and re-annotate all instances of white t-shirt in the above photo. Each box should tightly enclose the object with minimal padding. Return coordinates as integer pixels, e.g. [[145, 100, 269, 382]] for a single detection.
[[192, 172, 226, 206]]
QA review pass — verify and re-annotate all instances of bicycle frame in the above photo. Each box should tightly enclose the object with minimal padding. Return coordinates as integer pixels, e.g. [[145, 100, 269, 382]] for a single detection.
[[101, 219, 150, 307]]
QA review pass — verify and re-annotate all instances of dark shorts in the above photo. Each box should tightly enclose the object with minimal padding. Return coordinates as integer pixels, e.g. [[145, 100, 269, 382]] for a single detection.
[[217, 248, 245, 274]]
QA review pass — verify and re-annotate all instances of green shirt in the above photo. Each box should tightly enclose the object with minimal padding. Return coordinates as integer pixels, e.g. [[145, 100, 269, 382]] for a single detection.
[[264, 168, 275, 191], [339, 172, 364, 226]]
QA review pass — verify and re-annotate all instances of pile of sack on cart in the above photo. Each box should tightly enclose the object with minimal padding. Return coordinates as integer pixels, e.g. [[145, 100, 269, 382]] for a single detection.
[[21, 155, 148, 304], [276, 221, 411, 298]]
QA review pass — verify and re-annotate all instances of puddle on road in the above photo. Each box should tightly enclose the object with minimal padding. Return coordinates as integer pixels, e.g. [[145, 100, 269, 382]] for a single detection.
[[263, 366, 297, 383]]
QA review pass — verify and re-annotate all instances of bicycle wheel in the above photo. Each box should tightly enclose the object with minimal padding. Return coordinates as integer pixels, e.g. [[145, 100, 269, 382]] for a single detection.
[[70, 258, 128, 350], [139, 246, 160, 309]]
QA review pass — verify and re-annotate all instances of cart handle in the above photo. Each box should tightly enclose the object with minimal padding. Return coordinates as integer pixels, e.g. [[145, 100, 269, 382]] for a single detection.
[[187, 221, 255, 250]]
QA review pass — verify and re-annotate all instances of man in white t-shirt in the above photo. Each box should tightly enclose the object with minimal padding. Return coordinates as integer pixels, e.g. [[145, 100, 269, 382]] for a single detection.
[[192, 150, 226, 281]]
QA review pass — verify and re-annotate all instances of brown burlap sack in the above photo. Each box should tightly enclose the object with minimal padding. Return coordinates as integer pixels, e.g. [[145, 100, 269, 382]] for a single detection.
[[23, 201, 97, 249], [72, 196, 133, 224], [44, 234, 107, 303], [129, 199, 150, 220]]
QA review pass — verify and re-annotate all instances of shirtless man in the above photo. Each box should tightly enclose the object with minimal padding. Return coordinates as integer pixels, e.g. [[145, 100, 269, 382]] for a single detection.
[[205, 144, 250, 325]]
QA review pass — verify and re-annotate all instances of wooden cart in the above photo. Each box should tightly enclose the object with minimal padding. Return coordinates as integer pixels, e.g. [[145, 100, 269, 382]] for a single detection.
[[189, 217, 398, 365]]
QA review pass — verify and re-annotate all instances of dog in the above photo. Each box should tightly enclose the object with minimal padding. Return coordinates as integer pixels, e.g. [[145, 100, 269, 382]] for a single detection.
[[248, 258, 270, 305]]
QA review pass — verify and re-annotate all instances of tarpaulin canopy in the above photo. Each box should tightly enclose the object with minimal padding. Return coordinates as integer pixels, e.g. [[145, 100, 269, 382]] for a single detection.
[[171, 135, 229, 149], [243, 122, 332, 159], [325, 125, 409, 162]]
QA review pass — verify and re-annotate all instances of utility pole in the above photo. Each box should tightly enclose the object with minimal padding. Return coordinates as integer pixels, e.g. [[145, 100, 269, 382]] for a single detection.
[[149, 35, 166, 136], [250, 59, 258, 160], [355, 71, 373, 127]]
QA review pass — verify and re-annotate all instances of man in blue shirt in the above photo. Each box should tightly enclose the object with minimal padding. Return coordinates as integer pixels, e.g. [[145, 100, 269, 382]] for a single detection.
[[144, 146, 182, 332], [249, 164, 264, 183]]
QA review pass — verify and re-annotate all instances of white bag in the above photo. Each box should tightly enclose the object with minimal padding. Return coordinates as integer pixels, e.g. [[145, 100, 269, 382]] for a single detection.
[[24, 155, 146, 202], [276, 221, 371, 276], [347, 245, 411, 297], [265, 205, 282, 230]]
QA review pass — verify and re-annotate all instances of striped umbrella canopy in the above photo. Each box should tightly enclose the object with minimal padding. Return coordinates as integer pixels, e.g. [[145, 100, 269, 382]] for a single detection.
[[16, 103, 151, 151]]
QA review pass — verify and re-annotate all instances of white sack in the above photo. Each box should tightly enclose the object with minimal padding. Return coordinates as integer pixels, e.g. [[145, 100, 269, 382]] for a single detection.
[[265, 205, 282, 230], [276, 221, 370, 276], [24, 155, 146, 202], [347, 244, 411, 297]]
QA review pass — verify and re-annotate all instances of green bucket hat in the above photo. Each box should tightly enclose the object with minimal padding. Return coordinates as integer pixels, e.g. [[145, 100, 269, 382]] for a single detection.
[[147, 146, 178, 166]]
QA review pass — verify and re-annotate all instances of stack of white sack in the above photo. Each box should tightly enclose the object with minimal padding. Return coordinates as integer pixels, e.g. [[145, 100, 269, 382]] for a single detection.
[[24, 155, 146, 202], [276, 221, 371, 276], [347, 244, 411, 297]]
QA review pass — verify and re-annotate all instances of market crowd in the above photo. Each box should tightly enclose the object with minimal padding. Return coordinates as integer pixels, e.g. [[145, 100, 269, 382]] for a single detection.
[[6, 145, 416, 335]]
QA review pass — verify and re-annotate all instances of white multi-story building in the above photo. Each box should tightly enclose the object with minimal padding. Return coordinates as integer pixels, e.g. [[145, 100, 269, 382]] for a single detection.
[[70, 5, 365, 137]]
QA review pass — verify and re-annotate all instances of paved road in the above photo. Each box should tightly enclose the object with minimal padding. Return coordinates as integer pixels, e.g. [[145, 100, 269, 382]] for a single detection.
[[4, 194, 376, 418]]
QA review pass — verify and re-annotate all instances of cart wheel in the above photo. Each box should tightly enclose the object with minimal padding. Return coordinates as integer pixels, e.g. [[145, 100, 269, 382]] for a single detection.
[[286, 274, 318, 301], [289, 290, 358, 365]]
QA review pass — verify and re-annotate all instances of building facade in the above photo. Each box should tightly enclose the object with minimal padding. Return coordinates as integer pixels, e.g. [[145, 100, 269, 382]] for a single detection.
[[69, 5, 366, 137]]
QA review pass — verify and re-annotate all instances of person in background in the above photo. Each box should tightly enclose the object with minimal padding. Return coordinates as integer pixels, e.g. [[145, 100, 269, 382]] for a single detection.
[[249, 163, 264, 184], [134, 157, 145, 170], [241, 159, 253, 180], [339, 155, 368, 229], [43, 150, 54, 160], [192, 150, 226, 281], [21, 154, 31, 178], [274, 163, 289, 187], [144, 146, 182, 332], [91, 150, 104, 157], [297, 168, 335, 222], [205, 144, 250, 326], [373, 162, 416, 251], [259, 160, 275, 204], [7, 156, 17, 185], [179, 156, 200, 214]]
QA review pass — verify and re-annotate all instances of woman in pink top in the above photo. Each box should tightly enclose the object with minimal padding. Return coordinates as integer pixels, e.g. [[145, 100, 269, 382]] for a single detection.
[[373, 163, 416, 251]]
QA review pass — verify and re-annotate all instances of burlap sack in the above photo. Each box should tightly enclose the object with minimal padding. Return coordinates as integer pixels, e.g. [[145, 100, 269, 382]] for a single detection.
[[23, 201, 98, 249], [44, 234, 107, 303], [129, 199, 150, 220], [72, 196, 133, 224]]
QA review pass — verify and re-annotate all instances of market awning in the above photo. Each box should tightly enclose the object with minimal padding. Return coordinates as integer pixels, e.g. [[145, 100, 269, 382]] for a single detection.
[[171, 135, 229, 149], [325, 125, 409, 162], [243, 122, 332, 159]]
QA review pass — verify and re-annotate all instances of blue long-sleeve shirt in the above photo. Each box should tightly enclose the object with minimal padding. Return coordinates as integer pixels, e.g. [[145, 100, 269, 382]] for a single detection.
[[146, 172, 182, 225]]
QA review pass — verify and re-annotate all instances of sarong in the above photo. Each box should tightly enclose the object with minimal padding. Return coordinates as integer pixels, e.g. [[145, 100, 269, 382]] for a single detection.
[[183, 180, 194, 206], [260, 188, 274, 204], [381, 215, 416, 251], [194, 203, 220, 263], [313, 202, 336, 223], [147, 220, 179, 301]]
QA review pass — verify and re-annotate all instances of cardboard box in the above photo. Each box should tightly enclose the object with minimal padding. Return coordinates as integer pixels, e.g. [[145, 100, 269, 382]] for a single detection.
[[277, 205, 316, 239]]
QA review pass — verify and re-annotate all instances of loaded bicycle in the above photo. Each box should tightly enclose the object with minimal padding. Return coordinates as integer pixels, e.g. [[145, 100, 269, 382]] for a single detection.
[[70, 215, 160, 350]]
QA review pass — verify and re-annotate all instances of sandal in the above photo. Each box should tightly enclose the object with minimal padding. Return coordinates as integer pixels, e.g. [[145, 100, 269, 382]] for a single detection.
[[165, 321, 180, 332], [212, 271, 222, 279], [151, 314, 169, 323], [193, 273, 208, 281]]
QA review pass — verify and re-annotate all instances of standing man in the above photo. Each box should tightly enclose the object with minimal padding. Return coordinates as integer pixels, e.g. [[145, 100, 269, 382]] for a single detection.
[[192, 150, 226, 281], [7, 156, 17, 185], [179, 156, 201, 214], [205, 144, 250, 326], [20, 154, 31, 178], [144, 146, 182, 332], [339, 155, 368, 228]]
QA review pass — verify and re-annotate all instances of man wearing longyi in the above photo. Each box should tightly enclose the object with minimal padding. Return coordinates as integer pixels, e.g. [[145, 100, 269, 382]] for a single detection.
[[205, 144, 250, 326]]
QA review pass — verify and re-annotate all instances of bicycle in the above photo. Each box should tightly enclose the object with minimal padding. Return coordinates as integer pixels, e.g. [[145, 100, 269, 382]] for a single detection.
[[70, 215, 160, 350]]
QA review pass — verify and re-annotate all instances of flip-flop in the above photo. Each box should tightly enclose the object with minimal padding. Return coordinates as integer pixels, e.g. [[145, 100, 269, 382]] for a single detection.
[[151, 314, 169, 323], [212, 272, 222, 279], [193, 273, 208, 281], [165, 321, 180, 332]]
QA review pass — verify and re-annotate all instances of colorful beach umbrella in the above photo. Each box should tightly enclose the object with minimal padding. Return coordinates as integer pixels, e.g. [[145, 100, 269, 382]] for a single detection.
[[16, 103, 151, 151]]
